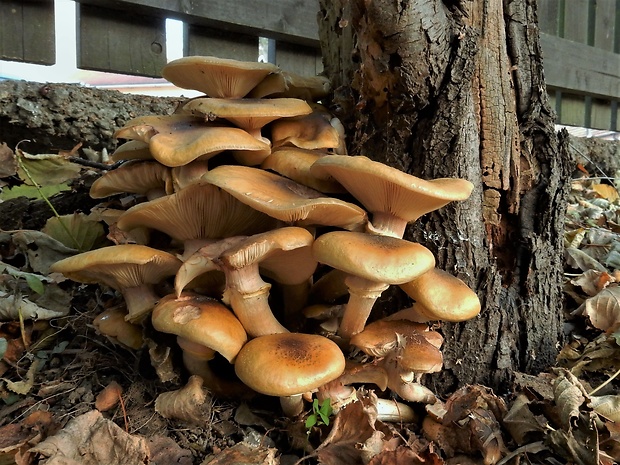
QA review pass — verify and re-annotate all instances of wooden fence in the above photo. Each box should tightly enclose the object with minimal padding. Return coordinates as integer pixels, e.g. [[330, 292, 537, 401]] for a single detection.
[[1, 0, 618, 131]]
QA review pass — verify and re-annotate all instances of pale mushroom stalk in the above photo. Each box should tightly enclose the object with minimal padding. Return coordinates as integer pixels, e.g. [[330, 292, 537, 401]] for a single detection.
[[121, 283, 163, 322], [338, 276, 389, 340], [177, 337, 251, 398], [221, 262, 289, 336], [375, 399, 417, 423], [366, 211, 408, 238]]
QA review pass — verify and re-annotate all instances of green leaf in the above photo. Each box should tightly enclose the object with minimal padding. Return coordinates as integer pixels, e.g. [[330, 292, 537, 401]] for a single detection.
[[24, 274, 45, 295], [305, 415, 317, 430], [0, 182, 71, 201], [43, 213, 107, 252]]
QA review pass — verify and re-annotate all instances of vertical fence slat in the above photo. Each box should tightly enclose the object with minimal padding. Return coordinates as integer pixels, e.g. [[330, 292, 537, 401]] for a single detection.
[[562, 0, 590, 43], [77, 3, 167, 77], [561, 93, 587, 127], [538, 0, 561, 35], [594, 0, 616, 50], [187, 25, 258, 61], [272, 42, 322, 76], [591, 98, 613, 129], [0, 0, 55, 65]]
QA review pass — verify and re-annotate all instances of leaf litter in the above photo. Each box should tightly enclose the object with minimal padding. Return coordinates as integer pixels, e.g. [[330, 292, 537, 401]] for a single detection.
[[0, 146, 620, 465]]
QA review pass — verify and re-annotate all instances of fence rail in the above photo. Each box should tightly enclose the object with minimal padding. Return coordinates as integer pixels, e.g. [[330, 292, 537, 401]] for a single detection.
[[1, 0, 618, 130]]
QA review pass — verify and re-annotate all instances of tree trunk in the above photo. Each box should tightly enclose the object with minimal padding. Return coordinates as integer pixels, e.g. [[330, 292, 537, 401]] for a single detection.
[[317, 0, 572, 394]]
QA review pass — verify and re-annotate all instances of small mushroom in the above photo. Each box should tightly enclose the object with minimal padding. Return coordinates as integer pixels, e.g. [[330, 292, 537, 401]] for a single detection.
[[116, 181, 281, 258], [399, 268, 481, 322], [312, 231, 436, 340], [89, 160, 173, 200], [176, 227, 316, 337], [161, 56, 279, 98], [50, 245, 182, 322], [270, 110, 342, 151], [248, 70, 331, 100], [93, 306, 144, 350], [261, 147, 346, 194], [234, 333, 346, 416], [202, 165, 367, 231], [183, 97, 312, 144], [152, 293, 250, 397], [311, 155, 474, 238]]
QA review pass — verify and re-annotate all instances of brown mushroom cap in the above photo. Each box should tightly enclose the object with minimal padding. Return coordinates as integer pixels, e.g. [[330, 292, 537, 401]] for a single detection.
[[111, 140, 152, 162], [270, 110, 341, 151], [261, 147, 346, 194], [183, 97, 312, 140], [399, 268, 481, 322], [350, 319, 437, 357], [89, 161, 173, 199], [310, 155, 474, 237], [50, 245, 181, 322], [161, 56, 279, 98], [50, 244, 181, 290], [93, 307, 144, 350], [248, 70, 331, 100], [202, 165, 367, 230], [312, 231, 435, 285], [152, 293, 247, 363], [114, 114, 270, 167], [116, 181, 280, 247], [234, 333, 345, 396]]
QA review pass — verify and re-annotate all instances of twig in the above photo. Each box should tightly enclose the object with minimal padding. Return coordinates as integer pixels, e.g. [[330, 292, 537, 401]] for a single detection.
[[589, 366, 620, 396]]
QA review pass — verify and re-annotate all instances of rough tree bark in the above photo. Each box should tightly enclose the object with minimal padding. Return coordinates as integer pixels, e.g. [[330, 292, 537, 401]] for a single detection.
[[317, 0, 572, 394]]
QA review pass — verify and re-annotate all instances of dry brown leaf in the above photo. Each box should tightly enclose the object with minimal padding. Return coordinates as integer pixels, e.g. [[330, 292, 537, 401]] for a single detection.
[[553, 370, 587, 429], [95, 381, 123, 412], [201, 442, 278, 465], [582, 286, 620, 333], [30, 410, 149, 465], [545, 412, 599, 465], [593, 184, 619, 202], [571, 270, 615, 297], [154, 375, 211, 426], [502, 393, 547, 445], [589, 395, 620, 422], [315, 393, 378, 465], [0, 143, 17, 177], [566, 247, 608, 272], [147, 436, 193, 465]]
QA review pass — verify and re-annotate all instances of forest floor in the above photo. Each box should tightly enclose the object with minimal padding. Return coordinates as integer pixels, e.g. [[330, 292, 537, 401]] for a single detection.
[[0, 142, 619, 465]]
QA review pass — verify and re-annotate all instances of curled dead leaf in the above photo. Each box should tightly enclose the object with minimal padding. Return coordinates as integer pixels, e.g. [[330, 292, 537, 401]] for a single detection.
[[95, 380, 123, 412], [582, 286, 620, 333]]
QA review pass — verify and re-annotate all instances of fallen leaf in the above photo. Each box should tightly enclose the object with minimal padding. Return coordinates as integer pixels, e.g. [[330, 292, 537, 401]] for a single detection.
[[502, 393, 547, 445], [147, 436, 193, 465], [315, 392, 378, 465], [566, 247, 608, 272], [593, 184, 619, 202], [16, 150, 82, 186], [582, 286, 620, 333], [0, 143, 17, 177], [589, 395, 620, 422], [2, 358, 41, 395], [0, 292, 70, 321], [95, 381, 123, 412], [43, 213, 107, 252], [201, 442, 278, 465], [553, 370, 587, 429], [12, 230, 78, 275], [30, 410, 149, 465]]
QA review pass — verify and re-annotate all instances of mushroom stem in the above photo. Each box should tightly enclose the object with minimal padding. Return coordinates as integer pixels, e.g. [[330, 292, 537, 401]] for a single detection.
[[337, 276, 389, 340], [223, 279, 289, 337], [280, 394, 304, 417], [365, 211, 408, 239], [122, 283, 161, 323], [177, 337, 252, 398], [376, 398, 417, 423]]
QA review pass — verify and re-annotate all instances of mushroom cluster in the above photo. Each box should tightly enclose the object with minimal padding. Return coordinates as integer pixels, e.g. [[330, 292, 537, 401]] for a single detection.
[[51, 55, 481, 418]]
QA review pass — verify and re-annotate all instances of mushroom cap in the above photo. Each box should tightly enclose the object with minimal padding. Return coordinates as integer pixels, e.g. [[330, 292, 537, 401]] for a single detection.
[[183, 97, 313, 134], [399, 268, 481, 322], [202, 165, 367, 230], [116, 182, 280, 243], [50, 244, 181, 290], [151, 293, 247, 363], [111, 141, 152, 162], [312, 231, 435, 284], [270, 111, 341, 150], [220, 227, 317, 286], [114, 114, 270, 167], [261, 147, 346, 194], [161, 56, 279, 98], [310, 155, 474, 223], [350, 319, 434, 357], [89, 161, 172, 198], [248, 70, 331, 100], [234, 333, 345, 396], [93, 307, 144, 350]]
